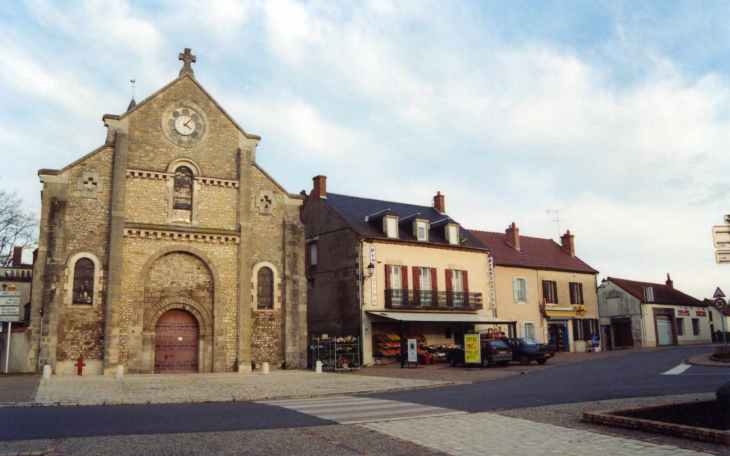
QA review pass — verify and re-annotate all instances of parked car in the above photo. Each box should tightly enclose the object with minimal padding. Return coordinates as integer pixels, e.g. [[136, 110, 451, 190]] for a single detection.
[[447, 339, 513, 367], [507, 338, 556, 365]]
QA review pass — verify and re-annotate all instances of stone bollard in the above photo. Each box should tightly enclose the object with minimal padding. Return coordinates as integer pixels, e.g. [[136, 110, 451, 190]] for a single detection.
[[262, 362, 269, 375], [42, 364, 52, 379], [116, 364, 124, 379], [315, 360, 322, 373]]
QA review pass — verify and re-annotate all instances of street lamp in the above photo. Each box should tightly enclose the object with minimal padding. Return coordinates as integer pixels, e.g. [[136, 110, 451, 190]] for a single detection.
[[366, 263, 376, 278]]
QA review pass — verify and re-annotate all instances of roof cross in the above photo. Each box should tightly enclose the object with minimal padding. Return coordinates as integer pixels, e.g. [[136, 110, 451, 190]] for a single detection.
[[178, 48, 196, 77]]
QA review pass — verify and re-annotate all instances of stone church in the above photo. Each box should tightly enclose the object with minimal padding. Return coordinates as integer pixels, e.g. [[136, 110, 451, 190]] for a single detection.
[[26, 49, 307, 375]]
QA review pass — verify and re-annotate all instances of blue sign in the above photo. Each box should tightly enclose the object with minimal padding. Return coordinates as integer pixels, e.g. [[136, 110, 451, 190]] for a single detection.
[[591, 334, 599, 347]]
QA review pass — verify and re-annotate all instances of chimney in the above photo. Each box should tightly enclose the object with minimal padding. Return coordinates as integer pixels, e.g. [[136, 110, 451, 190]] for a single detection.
[[561, 230, 575, 256], [12, 246, 22, 268], [506, 222, 520, 250], [666, 273, 673, 289], [312, 175, 327, 201], [433, 191, 445, 213]]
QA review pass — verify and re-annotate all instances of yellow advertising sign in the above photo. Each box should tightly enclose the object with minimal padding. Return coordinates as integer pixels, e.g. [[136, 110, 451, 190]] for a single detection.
[[464, 334, 480, 364]]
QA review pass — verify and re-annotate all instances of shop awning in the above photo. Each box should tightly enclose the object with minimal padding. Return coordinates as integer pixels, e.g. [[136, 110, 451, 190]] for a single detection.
[[545, 305, 586, 318], [366, 311, 516, 325]]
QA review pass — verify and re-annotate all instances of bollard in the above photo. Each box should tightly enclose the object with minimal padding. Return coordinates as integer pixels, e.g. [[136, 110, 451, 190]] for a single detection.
[[116, 364, 124, 379], [315, 360, 322, 373], [42, 364, 52, 379], [262, 362, 269, 375]]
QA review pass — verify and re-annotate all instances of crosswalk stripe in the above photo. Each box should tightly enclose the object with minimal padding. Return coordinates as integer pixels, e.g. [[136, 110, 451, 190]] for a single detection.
[[258, 395, 466, 424], [661, 363, 691, 375]]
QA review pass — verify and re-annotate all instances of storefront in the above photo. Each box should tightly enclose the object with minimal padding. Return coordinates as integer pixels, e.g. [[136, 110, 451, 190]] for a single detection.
[[365, 311, 517, 367]]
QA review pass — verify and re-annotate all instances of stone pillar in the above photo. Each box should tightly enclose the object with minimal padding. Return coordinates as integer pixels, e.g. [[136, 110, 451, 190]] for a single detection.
[[103, 117, 129, 375], [237, 134, 257, 372], [282, 215, 306, 369]]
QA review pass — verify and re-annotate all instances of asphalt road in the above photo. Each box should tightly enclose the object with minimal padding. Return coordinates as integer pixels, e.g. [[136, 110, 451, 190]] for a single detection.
[[1, 345, 727, 442]]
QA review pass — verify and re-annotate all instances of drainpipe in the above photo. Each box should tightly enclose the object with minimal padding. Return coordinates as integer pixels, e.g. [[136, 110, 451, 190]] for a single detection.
[[357, 238, 364, 366]]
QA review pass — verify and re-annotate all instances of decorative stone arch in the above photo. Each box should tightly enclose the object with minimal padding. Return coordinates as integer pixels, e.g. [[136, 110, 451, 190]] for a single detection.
[[166, 158, 202, 176], [252, 261, 282, 310], [139, 246, 225, 373], [63, 250, 104, 308]]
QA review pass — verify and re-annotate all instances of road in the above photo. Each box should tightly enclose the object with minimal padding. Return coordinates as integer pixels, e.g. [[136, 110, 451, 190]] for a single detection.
[[1, 345, 728, 443]]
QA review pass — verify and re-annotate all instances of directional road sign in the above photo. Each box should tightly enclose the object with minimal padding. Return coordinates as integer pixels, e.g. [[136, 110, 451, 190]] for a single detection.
[[714, 287, 726, 298], [714, 298, 728, 311], [0, 315, 21, 322], [714, 226, 730, 249], [0, 297, 20, 306], [0, 307, 19, 316]]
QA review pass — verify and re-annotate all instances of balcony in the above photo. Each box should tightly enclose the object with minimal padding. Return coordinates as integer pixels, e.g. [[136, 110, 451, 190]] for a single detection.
[[385, 289, 483, 311]]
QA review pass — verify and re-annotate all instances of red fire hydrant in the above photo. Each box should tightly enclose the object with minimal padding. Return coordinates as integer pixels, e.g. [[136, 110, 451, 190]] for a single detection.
[[75, 356, 86, 376]]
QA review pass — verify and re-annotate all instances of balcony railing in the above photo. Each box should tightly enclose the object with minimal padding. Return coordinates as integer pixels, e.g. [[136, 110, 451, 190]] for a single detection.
[[385, 289, 483, 311]]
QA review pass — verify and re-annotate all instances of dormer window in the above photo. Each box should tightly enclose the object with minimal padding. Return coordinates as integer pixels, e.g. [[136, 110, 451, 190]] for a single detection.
[[446, 223, 460, 245], [414, 219, 428, 241], [384, 215, 399, 238]]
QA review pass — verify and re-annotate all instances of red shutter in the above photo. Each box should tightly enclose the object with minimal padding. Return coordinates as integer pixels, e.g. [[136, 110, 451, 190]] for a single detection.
[[401, 265, 408, 291], [385, 265, 392, 289], [412, 267, 420, 305], [431, 268, 438, 291], [462, 270, 469, 306], [445, 269, 453, 292]]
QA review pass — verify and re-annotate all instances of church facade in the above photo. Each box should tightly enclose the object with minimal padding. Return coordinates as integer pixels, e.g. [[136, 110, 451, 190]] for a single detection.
[[26, 50, 307, 375]]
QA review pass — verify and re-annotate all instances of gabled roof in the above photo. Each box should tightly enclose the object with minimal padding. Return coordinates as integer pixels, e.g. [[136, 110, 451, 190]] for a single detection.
[[321, 193, 488, 250], [468, 230, 598, 274], [608, 277, 706, 307]]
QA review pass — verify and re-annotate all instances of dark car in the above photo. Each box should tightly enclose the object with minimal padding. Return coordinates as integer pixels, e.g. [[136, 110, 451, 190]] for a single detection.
[[508, 338, 556, 365], [447, 339, 513, 367]]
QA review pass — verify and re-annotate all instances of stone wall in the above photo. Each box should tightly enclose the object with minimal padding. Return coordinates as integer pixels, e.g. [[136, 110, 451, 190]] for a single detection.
[[252, 311, 283, 367]]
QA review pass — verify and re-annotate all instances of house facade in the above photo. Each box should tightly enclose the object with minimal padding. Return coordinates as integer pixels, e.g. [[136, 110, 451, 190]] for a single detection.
[[25, 50, 307, 375], [597, 276, 711, 348], [0, 247, 33, 373], [302, 176, 513, 366], [469, 224, 600, 352]]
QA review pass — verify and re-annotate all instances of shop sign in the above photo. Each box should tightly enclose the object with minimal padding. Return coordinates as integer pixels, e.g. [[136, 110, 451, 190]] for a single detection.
[[407, 339, 417, 363], [370, 246, 377, 306], [487, 257, 496, 308], [696, 310, 707, 317], [678, 310, 690, 316], [464, 334, 480, 364]]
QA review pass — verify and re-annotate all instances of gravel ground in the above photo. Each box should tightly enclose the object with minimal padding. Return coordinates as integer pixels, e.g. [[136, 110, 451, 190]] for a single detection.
[[0, 425, 447, 456], [0, 374, 41, 403], [497, 393, 729, 455]]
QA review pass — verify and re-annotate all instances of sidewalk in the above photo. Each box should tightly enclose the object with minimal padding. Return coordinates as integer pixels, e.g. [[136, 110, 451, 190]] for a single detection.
[[18, 370, 458, 407]]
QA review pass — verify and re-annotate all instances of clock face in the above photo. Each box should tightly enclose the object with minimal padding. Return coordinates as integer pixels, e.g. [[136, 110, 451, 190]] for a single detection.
[[162, 103, 209, 147]]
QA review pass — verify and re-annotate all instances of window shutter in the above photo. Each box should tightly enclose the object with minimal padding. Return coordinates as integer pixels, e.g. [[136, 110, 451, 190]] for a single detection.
[[579, 283, 584, 304], [305, 243, 311, 267], [385, 265, 392, 290], [462, 271, 469, 293], [431, 268, 438, 291], [412, 267, 420, 291], [524, 281, 530, 302], [582, 319, 591, 339], [513, 278, 520, 302], [445, 270, 453, 292], [542, 281, 548, 302], [401, 265, 408, 291], [572, 319, 581, 341], [520, 323, 526, 338], [553, 281, 558, 304]]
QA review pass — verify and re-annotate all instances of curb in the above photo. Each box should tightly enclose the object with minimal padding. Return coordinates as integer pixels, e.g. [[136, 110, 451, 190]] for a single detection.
[[684, 353, 730, 368], [0, 381, 464, 408]]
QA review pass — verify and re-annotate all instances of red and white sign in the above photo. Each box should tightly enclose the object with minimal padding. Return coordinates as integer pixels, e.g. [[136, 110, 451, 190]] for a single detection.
[[678, 310, 690, 316], [714, 298, 727, 310], [696, 310, 707, 317]]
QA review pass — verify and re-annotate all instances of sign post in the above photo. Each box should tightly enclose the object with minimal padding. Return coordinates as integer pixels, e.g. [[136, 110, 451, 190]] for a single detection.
[[0, 291, 22, 374], [713, 298, 728, 348]]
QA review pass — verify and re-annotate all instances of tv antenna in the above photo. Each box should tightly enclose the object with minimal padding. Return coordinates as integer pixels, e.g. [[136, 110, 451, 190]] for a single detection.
[[547, 209, 567, 238]]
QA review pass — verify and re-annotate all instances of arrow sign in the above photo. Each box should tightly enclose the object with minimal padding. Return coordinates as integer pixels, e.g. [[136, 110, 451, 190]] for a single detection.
[[714, 298, 727, 310], [714, 287, 726, 298]]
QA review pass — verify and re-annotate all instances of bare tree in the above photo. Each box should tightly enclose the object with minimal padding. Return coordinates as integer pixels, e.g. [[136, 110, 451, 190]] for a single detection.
[[0, 190, 38, 267]]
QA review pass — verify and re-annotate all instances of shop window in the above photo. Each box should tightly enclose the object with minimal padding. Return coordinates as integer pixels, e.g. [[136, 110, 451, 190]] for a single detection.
[[513, 278, 528, 303], [257, 267, 274, 309], [569, 282, 584, 304], [676, 318, 684, 336], [692, 318, 700, 336], [542, 281, 558, 304], [72, 258, 94, 304], [172, 166, 194, 223]]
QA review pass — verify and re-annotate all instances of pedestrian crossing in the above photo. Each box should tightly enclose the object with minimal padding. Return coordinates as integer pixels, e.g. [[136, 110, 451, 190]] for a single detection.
[[258, 395, 466, 425]]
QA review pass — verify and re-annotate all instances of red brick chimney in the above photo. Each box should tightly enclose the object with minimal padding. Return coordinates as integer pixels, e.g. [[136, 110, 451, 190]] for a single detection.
[[433, 191, 445, 213], [312, 175, 327, 201], [561, 230, 575, 256], [506, 222, 520, 250], [12, 246, 22, 268], [665, 273, 673, 289]]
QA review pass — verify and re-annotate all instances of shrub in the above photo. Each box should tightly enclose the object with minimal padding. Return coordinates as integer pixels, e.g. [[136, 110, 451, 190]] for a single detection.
[[715, 346, 730, 360]]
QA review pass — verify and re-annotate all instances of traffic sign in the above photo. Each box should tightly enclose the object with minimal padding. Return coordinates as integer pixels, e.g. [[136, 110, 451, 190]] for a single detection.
[[0, 297, 20, 306], [714, 287, 726, 298], [0, 315, 21, 322], [0, 291, 21, 297], [0, 307, 18, 316], [714, 298, 727, 310], [713, 226, 730, 249]]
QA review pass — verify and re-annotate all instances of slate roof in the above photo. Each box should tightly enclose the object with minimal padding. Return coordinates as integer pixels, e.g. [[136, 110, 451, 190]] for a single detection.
[[322, 193, 488, 250], [608, 277, 706, 307], [467, 230, 598, 274]]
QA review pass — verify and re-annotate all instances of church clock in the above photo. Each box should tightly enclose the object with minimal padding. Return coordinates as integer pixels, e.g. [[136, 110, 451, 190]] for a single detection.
[[161, 102, 210, 147]]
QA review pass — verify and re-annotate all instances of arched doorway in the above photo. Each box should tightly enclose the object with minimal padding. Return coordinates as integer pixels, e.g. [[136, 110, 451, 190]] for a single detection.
[[155, 309, 199, 373]]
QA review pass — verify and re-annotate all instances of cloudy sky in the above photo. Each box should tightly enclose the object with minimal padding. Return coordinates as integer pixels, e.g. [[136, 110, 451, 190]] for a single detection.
[[1, 0, 729, 298]]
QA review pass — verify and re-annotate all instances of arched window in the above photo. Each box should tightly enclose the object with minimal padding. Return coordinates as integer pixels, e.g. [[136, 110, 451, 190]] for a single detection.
[[257, 267, 273, 309], [173, 166, 193, 223], [73, 258, 94, 304]]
